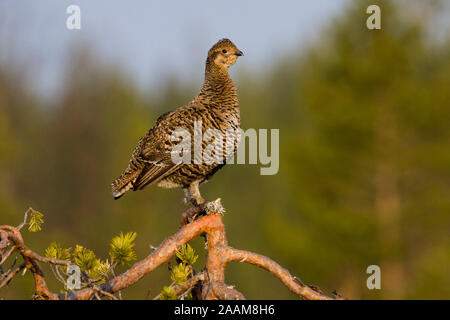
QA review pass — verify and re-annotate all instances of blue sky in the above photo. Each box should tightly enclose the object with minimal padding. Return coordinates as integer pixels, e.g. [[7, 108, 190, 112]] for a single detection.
[[0, 0, 348, 97]]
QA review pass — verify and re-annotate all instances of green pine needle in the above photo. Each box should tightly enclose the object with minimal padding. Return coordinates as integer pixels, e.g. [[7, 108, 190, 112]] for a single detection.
[[28, 210, 44, 232], [176, 244, 198, 265], [160, 286, 177, 300], [73, 245, 98, 272], [170, 263, 191, 285], [45, 242, 71, 261], [109, 232, 137, 266], [89, 259, 111, 283]]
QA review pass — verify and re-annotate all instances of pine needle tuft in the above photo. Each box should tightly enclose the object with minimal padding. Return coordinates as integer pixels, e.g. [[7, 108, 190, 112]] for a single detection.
[[28, 210, 44, 232], [109, 232, 137, 266], [160, 286, 177, 300], [170, 263, 191, 285], [45, 242, 71, 261], [73, 245, 97, 272], [176, 244, 198, 265]]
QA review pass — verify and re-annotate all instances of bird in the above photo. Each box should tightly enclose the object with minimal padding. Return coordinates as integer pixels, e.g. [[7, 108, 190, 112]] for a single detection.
[[111, 38, 243, 210]]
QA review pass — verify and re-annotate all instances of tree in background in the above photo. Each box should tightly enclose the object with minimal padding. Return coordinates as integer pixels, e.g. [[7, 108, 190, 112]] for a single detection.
[[262, 0, 450, 298]]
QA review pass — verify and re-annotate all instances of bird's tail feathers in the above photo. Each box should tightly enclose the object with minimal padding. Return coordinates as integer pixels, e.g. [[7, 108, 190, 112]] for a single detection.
[[111, 169, 141, 200]]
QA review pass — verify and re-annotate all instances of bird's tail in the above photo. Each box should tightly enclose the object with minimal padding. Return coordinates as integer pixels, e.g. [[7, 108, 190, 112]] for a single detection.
[[111, 167, 142, 200]]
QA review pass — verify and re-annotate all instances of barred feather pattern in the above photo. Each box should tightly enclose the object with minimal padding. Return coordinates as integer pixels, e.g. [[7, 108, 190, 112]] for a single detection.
[[112, 39, 242, 199]]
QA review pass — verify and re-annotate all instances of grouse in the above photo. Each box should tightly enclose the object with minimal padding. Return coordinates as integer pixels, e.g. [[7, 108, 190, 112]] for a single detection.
[[111, 39, 243, 208]]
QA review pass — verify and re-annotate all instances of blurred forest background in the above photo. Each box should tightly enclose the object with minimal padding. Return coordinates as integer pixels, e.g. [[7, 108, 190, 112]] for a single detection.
[[1, 0, 450, 299]]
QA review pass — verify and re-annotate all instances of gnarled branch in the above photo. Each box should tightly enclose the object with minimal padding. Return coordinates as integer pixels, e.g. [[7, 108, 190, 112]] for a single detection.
[[0, 206, 337, 300]]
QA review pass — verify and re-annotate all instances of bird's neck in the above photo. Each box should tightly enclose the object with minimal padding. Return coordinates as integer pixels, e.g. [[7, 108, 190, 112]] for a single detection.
[[196, 59, 238, 106]]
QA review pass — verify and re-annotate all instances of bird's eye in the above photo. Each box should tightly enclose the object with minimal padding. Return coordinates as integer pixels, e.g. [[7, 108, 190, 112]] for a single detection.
[[222, 49, 227, 54]]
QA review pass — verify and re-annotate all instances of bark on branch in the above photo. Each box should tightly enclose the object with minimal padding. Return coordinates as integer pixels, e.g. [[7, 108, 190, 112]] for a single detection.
[[0, 207, 336, 300]]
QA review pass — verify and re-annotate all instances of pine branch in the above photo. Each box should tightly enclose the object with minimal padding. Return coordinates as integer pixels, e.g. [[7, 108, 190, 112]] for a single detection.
[[0, 204, 338, 300]]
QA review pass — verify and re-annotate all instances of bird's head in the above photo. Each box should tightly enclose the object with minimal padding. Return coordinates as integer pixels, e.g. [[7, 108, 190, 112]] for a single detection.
[[207, 38, 244, 69]]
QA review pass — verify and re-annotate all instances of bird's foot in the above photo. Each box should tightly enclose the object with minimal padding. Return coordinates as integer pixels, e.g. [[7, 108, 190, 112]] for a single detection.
[[204, 198, 225, 216], [180, 198, 225, 226]]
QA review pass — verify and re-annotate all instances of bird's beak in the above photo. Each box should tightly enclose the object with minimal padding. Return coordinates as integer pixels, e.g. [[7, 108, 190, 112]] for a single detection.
[[235, 50, 244, 57]]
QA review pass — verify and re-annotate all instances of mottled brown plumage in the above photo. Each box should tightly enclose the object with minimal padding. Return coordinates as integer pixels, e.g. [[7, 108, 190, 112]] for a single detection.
[[112, 39, 243, 206]]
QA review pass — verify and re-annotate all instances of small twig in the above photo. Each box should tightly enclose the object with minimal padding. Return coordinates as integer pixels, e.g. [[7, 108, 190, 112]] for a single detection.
[[93, 290, 101, 300], [0, 262, 26, 289], [0, 245, 17, 265], [49, 265, 66, 286], [93, 286, 119, 300], [17, 207, 33, 231]]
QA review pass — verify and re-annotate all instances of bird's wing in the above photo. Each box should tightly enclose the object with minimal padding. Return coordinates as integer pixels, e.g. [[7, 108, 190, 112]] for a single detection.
[[133, 109, 185, 190], [133, 160, 182, 190], [112, 105, 196, 198]]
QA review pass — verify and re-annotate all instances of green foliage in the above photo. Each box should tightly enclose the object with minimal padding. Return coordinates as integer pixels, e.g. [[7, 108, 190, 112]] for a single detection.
[[170, 263, 191, 285], [158, 244, 198, 299], [176, 244, 198, 266], [88, 259, 111, 283], [28, 210, 44, 232], [160, 286, 177, 300], [109, 232, 137, 266], [42, 233, 137, 291], [73, 245, 98, 272], [45, 242, 71, 261], [44, 242, 112, 286]]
